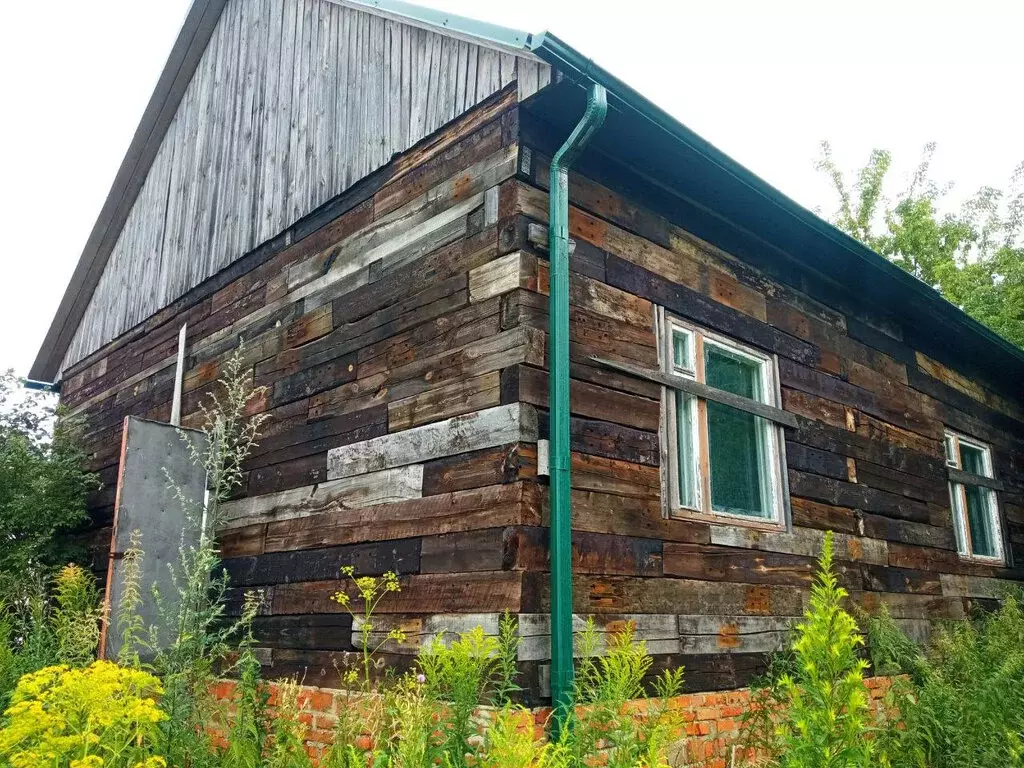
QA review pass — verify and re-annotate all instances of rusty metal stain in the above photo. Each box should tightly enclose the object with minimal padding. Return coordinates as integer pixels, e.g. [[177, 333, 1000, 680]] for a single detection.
[[744, 585, 772, 615], [589, 581, 618, 609], [604, 618, 637, 635], [452, 174, 473, 200], [718, 622, 741, 649], [848, 538, 864, 561]]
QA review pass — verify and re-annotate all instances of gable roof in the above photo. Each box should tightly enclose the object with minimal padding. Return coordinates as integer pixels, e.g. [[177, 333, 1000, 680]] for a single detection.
[[32, 0, 228, 382], [32, 0, 1024, 392]]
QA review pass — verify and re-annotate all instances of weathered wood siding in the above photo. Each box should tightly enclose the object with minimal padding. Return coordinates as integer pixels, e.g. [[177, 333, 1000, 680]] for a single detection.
[[62, 0, 549, 373], [61, 90, 1024, 700]]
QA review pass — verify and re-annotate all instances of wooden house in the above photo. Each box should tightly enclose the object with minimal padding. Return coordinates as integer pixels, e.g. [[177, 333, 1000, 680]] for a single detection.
[[32, 0, 1024, 700]]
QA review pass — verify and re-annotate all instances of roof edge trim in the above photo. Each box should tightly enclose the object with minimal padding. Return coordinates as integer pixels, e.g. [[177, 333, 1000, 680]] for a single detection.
[[529, 31, 1024, 368], [329, 0, 538, 58]]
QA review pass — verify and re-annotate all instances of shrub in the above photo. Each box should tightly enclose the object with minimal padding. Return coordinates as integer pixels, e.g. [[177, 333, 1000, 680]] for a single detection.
[[52, 564, 103, 668], [741, 531, 876, 768], [869, 593, 1024, 768], [0, 564, 101, 712], [419, 622, 518, 767], [0, 661, 165, 768], [564, 620, 685, 768], [482, 706, 564, 768]]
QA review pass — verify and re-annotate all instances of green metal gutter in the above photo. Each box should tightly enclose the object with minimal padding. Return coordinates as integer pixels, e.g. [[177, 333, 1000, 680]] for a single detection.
[[528, 32, 1024, 370], [548, 82, 607, 729]]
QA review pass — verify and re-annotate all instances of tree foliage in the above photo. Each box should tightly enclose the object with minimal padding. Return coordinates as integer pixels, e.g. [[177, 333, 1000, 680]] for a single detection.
[[0, 371, 97, 588], [816, 142, 1024, 348]]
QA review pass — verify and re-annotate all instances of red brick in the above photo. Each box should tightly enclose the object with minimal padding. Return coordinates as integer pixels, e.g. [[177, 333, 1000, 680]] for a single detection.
[[716, 718, 738, 735], [308, 691, 335, 712]]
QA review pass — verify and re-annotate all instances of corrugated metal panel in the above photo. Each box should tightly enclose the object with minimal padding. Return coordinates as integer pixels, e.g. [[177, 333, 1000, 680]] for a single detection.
[[62, 0, 549, 373]]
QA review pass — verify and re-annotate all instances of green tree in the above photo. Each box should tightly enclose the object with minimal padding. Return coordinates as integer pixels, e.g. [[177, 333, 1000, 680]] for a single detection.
[[0, 370, 97, 588], [816, 142, 1024, 348]]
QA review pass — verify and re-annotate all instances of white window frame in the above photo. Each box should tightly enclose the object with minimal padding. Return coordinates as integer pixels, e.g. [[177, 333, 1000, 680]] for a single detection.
[[943, 429, 1004, 563], [660, 312, 787, 529]]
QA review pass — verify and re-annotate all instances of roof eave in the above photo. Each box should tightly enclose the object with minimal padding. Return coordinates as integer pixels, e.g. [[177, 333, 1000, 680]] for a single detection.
[[529, 31, 1024, 371]]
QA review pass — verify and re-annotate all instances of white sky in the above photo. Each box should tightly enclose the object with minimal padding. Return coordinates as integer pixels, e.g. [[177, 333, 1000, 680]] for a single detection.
[[1, 0, 1022, 378]]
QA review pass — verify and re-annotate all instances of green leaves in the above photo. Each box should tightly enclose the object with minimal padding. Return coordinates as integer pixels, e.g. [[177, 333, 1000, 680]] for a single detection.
[[874, 593, 1024, 768], [0, 371, 97, 587], [816, 144, 1024, 348], [742, 531, 875, 768]]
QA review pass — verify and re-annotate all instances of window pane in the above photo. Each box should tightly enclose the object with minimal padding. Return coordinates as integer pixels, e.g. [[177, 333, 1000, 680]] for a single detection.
[[960, 444, 988, 476], [705, 344, 764, 401], [707, 403, 771, 518], [672, 330, 692, 371], [704, 343, 772, 518], [948, 483, 968, 555], [964, 484, 998, 558], [675, 392, 697, 508]]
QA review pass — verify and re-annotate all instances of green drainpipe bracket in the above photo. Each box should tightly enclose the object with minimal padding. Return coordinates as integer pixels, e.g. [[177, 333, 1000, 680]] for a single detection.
[[548, 81, 607, 734]]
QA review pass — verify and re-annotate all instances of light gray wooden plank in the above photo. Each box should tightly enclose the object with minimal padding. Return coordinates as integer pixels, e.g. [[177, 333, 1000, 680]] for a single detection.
[[220, 465, 423, 529], [353, 613, 681, 659], [468, 251, 523, 304], [709, 526, 889, 566], [940, 573, 1017, 599], [678, 615, 796, 655], [327, 403, 537, 479]]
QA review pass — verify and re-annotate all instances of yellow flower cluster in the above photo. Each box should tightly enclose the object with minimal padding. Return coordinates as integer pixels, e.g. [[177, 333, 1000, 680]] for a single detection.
[[0, 661, 166, 768]]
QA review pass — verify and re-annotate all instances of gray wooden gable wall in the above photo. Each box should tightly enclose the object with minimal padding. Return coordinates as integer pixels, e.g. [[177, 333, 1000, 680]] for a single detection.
[[62, 0, 549, 373]]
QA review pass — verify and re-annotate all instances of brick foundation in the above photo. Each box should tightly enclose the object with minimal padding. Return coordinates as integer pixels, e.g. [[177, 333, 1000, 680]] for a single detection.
[[209, 677, 895, 766]]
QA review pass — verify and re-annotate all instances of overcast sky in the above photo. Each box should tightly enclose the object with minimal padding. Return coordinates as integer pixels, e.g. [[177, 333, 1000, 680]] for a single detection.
[[2, 0, 1022, 378]]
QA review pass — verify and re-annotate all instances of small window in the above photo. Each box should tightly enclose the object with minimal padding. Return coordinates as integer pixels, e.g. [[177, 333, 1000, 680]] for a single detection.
[[944, 430, 1003, 562], [663, 317, 785, 525]]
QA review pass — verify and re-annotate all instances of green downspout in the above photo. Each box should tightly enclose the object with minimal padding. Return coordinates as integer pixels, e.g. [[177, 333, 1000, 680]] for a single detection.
[[548, 82, 607, 730]]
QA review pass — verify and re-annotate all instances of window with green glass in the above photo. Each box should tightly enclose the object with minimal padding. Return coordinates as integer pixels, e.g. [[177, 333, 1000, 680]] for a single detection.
[[664, 319, 783, 524], [944, 430, 1003, 561]]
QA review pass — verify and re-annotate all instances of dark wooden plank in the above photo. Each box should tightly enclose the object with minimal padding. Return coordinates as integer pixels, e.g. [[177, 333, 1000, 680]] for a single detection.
[[788, 470, 933, 524], [845, 316, 916, 366], [506, 527, 664, 577], [421, 443, 522, 495], [250, 614, 355, 651], [781, 358, 942, 441], [270, 352, 358, 406], [605, 253, 819, 366], [663, 543, 860, 589], [222, 539, 421, 587], [420, 528, 508, 573], [557, 490, 711, 545], [262, 482, 540, 552], [272, 571, 523, 615], [860, 563, 941, 595], [246, 453, 328, 497], [537, 412, 660, 467], [785, 442, 850, 480], [517, 363, 661, 432]]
